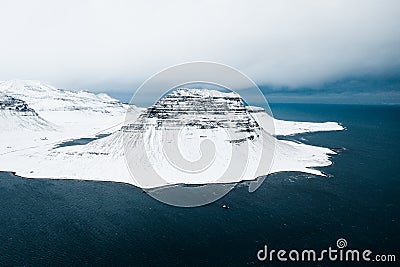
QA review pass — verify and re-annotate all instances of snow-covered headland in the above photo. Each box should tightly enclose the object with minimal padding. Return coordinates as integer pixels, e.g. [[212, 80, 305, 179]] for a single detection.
[[0, 80, 344, 188]]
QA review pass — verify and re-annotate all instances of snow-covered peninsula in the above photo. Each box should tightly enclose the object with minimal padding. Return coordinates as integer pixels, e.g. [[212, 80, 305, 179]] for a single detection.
[[0, 80, 344, 188]]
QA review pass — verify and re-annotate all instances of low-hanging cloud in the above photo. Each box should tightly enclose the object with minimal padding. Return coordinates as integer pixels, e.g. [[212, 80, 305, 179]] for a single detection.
[[1, 0, 399, 92]]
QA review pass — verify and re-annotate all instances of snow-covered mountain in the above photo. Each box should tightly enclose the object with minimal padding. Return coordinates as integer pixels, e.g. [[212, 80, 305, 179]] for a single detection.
[[0, 80, 128, 155], [0, 94, 54, 131], [0, 83, 344, 189], [119, 88, 267, 186]]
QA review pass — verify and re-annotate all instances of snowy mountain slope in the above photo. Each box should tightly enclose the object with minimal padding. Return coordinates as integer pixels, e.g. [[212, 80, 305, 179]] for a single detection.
[[0, 80, 131, 154], [247, 106, 344, 136], [0, 88, 343, 188], [0, 94, 55, 131]]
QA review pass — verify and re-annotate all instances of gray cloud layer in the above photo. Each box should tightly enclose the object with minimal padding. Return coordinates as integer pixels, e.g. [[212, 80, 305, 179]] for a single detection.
[[1, 0, 399, 92]]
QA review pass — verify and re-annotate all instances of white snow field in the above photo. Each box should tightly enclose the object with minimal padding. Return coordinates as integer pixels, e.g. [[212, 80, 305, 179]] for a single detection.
[[0, 81, 344, 188]]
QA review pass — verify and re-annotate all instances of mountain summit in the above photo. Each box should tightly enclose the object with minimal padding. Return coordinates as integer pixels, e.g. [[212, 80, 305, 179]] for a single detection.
[[124, 88, 260, 137]]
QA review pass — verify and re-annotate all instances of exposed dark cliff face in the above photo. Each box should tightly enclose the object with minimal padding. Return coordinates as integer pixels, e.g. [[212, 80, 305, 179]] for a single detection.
[[0, 94, 54, 131], [123, 89, 260, 135], [0, 95, 38, 116]]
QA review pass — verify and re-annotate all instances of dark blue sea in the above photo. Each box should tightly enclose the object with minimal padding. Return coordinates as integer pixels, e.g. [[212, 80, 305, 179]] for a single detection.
[[0, 104, 399, 266]]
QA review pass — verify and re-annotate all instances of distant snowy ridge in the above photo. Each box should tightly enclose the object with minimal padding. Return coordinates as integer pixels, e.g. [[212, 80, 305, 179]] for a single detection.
[[0, 80, 124, 112]]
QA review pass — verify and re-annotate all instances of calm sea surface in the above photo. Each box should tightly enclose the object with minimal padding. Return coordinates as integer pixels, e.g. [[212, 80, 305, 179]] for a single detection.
[[0, 104, 399, 266]]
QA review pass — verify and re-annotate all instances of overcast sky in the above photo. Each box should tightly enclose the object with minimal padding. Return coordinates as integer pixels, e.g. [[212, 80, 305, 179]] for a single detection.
[[1, 0, 399, 99]]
